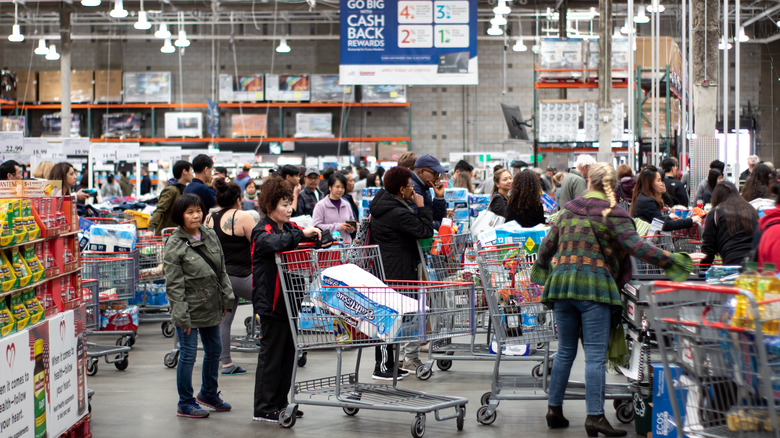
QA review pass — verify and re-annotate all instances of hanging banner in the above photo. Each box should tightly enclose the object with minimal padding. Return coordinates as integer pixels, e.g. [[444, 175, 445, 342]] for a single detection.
[[339, 0, 478, 85]]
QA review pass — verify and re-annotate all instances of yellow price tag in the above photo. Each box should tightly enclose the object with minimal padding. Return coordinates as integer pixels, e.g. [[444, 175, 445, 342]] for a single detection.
[[389, 92, 398, 98], [294, 92, 302, 98], [344, 87, 352, 93], [256, 93, 263, 99]]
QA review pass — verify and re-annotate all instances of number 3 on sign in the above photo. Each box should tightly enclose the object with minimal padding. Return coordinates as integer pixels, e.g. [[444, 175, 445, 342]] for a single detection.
[[398, 1, 432, 24]]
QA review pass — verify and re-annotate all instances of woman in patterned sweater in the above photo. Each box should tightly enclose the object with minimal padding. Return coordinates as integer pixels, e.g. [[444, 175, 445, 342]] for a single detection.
[[531, 163, 693, 437]]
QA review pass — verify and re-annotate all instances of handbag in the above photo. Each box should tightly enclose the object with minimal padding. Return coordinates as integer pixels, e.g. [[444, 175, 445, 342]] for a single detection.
[[471, 197, 505, 239]]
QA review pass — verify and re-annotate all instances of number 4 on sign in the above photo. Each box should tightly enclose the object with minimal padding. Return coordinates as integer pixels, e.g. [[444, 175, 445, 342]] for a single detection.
[[400, 5, 414, 20]]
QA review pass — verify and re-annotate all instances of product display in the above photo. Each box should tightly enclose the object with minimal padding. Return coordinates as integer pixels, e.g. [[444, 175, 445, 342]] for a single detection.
[[123, 71, 172, 103], [537, 99, 579, 142], [230, 114, 267, 137], [265, 74, 310, 101], [295, 113, 333, 138], [583, 100, 625, 141], [14, 71, 37, 103], [164, 111, 202, 137], [539, 38, 584, 80], [1, 116, 24, 132], [0, 68, 17, 101], [310, 74, 355, 102], [218, 74, 264, 102], [102, 112, 143, 138], [361, 85, 407, 103], [586, 38, 630, 80]]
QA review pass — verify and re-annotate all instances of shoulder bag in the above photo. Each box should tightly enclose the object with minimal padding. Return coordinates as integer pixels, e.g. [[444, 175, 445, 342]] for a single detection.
[[471, 196, 505, 239]]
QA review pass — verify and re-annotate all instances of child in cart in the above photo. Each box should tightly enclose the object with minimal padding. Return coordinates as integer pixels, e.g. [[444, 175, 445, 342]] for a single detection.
[[251, 175, 321, 423]]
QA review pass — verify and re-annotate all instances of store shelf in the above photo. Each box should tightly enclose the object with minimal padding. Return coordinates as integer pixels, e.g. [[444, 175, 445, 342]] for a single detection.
[[91, 136, 411, 143], [2, 101, 410, 110], [0, 266, 82, 300], [535, 81, 628, 89], [0, 229, 79, 253]]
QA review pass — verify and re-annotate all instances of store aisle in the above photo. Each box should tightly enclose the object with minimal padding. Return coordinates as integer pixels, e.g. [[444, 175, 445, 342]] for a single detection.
[[86, 307, 633, 438]]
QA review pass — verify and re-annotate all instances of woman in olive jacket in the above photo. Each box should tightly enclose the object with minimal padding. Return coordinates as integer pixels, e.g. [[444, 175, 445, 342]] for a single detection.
[[164, 194, 235, 419]]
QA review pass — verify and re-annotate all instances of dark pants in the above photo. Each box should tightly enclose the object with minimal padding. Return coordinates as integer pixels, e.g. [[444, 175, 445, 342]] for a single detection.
[[254, 316, 295, 416], [374, 344, 395, 374]]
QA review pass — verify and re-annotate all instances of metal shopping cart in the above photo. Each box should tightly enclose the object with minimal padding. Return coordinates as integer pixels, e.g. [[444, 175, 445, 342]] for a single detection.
[[475, 247, 634, 426], [646, 280, 780, 438], [82, 258, 136, 375], [276, 245, 469, 437], [135, 237, 174, 337]]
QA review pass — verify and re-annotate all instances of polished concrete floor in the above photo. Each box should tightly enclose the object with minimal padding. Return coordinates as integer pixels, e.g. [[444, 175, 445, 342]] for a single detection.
[[86, 305, 636, 438]]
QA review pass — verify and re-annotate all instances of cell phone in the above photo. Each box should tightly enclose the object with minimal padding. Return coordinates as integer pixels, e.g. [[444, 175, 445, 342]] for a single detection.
[[83, 189, 97, 195], [346, 220, 357, 229]]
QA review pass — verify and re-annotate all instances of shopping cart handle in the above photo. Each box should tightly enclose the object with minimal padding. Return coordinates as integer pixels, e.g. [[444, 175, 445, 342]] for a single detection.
[[700, 305, 750, 333], [297, 242, 316, 248]]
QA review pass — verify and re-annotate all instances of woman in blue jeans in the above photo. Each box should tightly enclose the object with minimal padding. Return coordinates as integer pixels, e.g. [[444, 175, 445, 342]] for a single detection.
[[164, 194, 235, 418], [531, 163, 693, 437]]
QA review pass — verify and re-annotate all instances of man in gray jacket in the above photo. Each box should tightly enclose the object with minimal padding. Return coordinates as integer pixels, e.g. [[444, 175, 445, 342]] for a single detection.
[[558, 154, 596, 207]]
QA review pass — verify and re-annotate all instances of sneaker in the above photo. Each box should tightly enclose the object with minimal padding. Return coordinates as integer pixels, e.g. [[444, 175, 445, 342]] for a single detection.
[[177, 401, 209, 418], [401, 358, 424, 371], [278, 407, 304, 418], [253, 410, 280, 423], [372, 370, 403, 381], [398, 368, 410, 377], [221, 364, 247, 375], [196, 391, 232, 412]]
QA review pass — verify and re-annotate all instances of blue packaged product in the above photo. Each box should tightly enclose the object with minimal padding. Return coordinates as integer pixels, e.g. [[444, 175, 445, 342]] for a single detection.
[[468, 194, 490, 218]]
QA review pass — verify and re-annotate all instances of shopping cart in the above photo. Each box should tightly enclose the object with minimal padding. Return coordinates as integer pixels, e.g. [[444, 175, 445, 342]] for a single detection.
[[135, 237, 174, 336], [475, 247, 633, 426], [276, 245, 469, 437], [646, 280, 780, 438]]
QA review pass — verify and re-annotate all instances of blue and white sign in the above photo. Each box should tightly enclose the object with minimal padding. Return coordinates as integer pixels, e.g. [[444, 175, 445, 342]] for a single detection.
[[339, 0, 478, 85]]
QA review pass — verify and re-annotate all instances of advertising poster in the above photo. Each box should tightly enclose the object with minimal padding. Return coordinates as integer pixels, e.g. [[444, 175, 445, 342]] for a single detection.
[[46, 307, 87, 437], [340, 0, 478, 85], [0, 324, 36, 438]]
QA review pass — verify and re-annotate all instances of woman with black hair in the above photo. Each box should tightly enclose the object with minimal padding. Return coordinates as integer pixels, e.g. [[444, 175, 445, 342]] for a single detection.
[[699, 181, 759, 265], [49, 162, 89, 202], [164, 194, 235, 418], [205, 178, 257, 376], [631, 168, 701, 231], [312, 173, 356, 243], [742, 163, 774, 202], [504, 169, 546, 227], [699, 169, 723, 205]]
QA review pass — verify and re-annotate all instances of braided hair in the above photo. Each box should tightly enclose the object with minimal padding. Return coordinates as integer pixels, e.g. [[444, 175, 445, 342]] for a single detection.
[[588, 163, 618, 218]]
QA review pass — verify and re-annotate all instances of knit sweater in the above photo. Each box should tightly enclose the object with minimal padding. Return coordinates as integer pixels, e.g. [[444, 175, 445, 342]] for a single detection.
[[531, 191, 692, 307]]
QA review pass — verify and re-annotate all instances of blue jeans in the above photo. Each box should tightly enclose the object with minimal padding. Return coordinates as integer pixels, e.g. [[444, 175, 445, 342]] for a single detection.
[[176, 325, 222, 405], [548, 299, 611, 415]]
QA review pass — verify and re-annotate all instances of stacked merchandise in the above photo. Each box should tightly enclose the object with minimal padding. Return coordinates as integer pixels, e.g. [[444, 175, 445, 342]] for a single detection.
[[218, 74, 264, 102], [123, 72, 172, 103], [0, 116, 24, 132], [41, 113, 81, 137], [295, 113, 334, 138], [265, 74, 310, 101], [538, 100, 579, 142], [538, 38, 584, 81], [359, 187, 381, 220], [585, 39, 630, 80], [231, 114, 267, 138], [583, 101, 625, 141], [468, 194, 490, 223], [361, 85, 407, 103]]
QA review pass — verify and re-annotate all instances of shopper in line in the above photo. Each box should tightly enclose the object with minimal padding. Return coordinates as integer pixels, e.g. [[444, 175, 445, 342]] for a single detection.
[[206, 178, 257, 376], [552, 172, 565, 206], [541, 167, 556, 195], [101, 174, 123, 199], [397, 152, 417, 171], [531, 163, 693, 437], [213, 167, 229, 182], [452, 172, 473, 193], [49, 162, 89, 202], [319, 168, 335, 195], [312, 173, 356, 243], [252, 175, 321, 423], [558, 154, 596, 207], [698, 181, 759, 266], [242, 179, 259, 212], [758, 181, 780, 268], [488, 168, 512, 217], [366, 172, 382, 188], [447, 160, 473, 188], [699, 169, 723, 205], [661, 157, 688, 207], [340, 170, 360, 221], [296, 167, 323, 217], [368, 166, 434, 379], [742, 163, 774, 202], [353, 167, 371, 203], [147, 160, 193, 237], [740, 154, 760, 181], [184, 154, 217, 211], [140, 165, 152, 195], [503, 170, 545, 227], [631, 168, 701, 231], [693, 160, 725, 203], [119, 171, 133, 197], [164, 194, 235, 419], [0, 160, 22, 180], [616, 164, 635, 203], [278, 164, 302, 214], [412, 155, 447, 225], [234, 163, 253, 192]]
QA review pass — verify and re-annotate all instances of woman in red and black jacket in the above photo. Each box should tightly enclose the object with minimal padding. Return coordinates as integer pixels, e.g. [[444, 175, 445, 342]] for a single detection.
[[251, 175, 320, 423]]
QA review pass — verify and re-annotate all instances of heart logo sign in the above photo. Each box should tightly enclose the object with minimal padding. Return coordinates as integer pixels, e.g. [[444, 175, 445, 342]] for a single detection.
[[6, 343, 15, 368], [60, 320, 67, 341]]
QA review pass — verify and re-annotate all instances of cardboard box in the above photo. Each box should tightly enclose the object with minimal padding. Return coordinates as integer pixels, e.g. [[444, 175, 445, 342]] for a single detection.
[[38, 71, 61, 102], [641, 98, 680, 137], [164, 112, 202, 137], [14, 71, 37, 103], [231, 114, 267, 137], [652, 363, 687, 438], [219, 74, 264, 102], [377, 142, 409, 161], [636, 37, 682, 78], [94, 70, 122, 102], [37, 70, 94, 102], [70, 70, 93, 102], [538, 99, 579, 142], [539, 38, 584, 80], [1, 116, 24, 132], [586, 39, 630, 79]]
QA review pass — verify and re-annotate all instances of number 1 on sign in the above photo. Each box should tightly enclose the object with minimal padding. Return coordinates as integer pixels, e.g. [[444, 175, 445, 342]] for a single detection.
[[438, 29, 450, 44]]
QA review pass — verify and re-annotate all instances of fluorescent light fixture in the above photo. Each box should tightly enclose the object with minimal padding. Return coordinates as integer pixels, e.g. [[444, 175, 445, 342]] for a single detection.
[[487, 24, 503, 36], [35, 39, 49, 55], [491, 15, 507, 27], [45, 44, 60, 60], [110, 0, 128, 18], [634, 7, 650, 23], [532, 44, 540, 54], [512, 39, 528, 52], [646, 0, 665, 13], [621, 18, 634, 34], [174, 30, 190, 47], [276, 38, 291, 53], [493, 0, 511, 15], [81, 0, 101, 5], [155, 23, 171, 39], [135, 11, 151, 30], [161, 38, 175, 53], [737, 28, 749, 42], [8, 24, 24, 43]]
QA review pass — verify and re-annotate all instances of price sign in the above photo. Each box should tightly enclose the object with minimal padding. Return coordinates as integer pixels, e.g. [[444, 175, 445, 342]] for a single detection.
[[140, 147, 160, 164], [215, 151, 233, 163], [159, 146, 182, 163], [398, 1, 433, 24], [0, 131, 24, 154], [63, 138, 91, 157], [91, 143, 117, 164], [433, 25, 469, 48], [116, 142, 141, 162], [398, 25, 433, 48], [433, 1, 469, 24]]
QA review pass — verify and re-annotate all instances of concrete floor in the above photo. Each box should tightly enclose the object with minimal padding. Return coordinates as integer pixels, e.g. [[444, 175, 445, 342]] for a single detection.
[[86, 305, 635, 438]]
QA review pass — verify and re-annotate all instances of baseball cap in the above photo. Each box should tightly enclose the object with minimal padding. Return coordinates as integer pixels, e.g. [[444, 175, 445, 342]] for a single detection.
[[414, 155, 447, 174], [305, 167, 320, 176], [242, 162, 252, 170]]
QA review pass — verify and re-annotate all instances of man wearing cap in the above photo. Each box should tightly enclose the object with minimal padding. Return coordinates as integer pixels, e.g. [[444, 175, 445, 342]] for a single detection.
[[234, 163, 253, 192], [412, 155, 447, 223], [297, 167, 324, 217]]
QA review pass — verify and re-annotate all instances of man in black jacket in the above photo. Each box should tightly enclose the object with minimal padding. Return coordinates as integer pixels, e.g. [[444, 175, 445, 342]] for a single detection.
[[411, 155, 447, 224], [661, 157, 689, 207]]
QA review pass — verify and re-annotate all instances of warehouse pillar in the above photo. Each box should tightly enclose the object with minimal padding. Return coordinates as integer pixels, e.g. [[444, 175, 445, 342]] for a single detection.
[[597, 0, 613, 162], [691, 0, 719, 137], [60, 7, 72, 138], [558, 0, 568, 100]]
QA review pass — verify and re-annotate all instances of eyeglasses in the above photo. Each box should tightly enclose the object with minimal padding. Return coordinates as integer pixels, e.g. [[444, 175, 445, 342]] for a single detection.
[[422, 169, 440, 178]]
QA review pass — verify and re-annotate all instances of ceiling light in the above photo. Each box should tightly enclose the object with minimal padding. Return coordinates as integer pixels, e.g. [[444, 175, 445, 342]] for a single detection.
[[646, 0, 665, 13], [532, 44, 540, 54], [81, 0, 101, 6], [276, 38, 291, 53], [8, 24, 24, 43], [737, 27, 749, 42], [45, 44, 60, 60], [634, 7, 650, 23], [493, 0, 511, 15], [161, 38, 175, 53], [110, 0, 128, 18], [718, 38, 732, 50], [621, 18, 634, 34], [35, 39, 49, 55], [491, 16, 507, 27], [512, 39, 528, 52], [487, 24, 503, 36], [174, 30, 190, 47], [135, 11, 151, 30], [155, 23, 171, 39]]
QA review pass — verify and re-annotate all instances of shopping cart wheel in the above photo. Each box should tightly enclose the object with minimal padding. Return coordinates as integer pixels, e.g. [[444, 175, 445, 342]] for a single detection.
[[342, 407, 359, 416], [416, 365, 432, 380], [615, 401, 634, 424], [480, 392, 493, 406], [87, 359, 98, 376], [456, 405, 465, 431], [279, 408, 296, 428], [297, 352, 307, 367], [164, 352, 179, 368], [161, 321, 175, 338], [476, 406, 496, 426], [436, 359, 452, 371], [115, 357, 129, 371], [411, 413, 425, 438]]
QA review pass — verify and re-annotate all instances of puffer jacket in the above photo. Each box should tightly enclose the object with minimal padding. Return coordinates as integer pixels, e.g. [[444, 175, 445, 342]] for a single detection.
[[368, 188, 434, 281], [164, 225, 235, 328]]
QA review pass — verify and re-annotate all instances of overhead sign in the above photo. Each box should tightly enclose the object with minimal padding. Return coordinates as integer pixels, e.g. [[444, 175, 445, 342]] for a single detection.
[[339, 0, 478, 85]]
